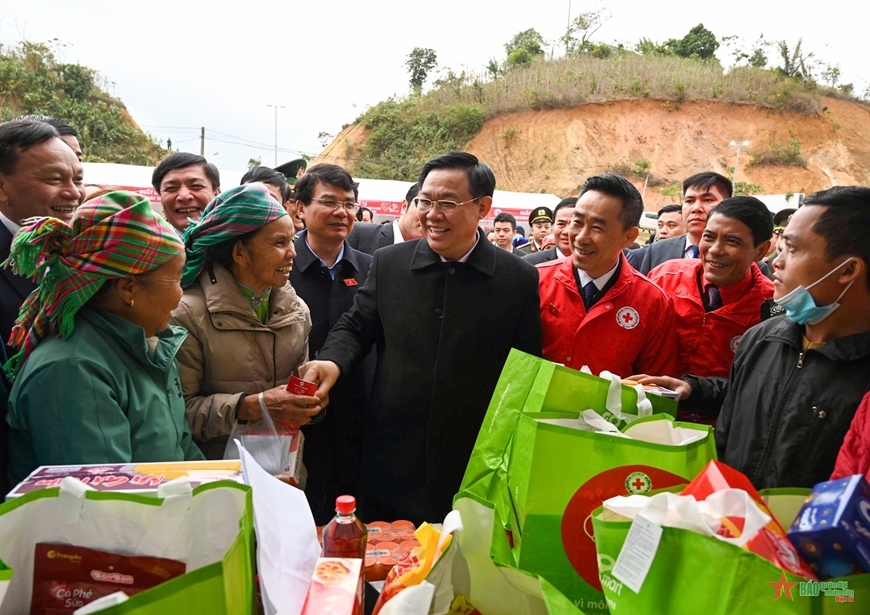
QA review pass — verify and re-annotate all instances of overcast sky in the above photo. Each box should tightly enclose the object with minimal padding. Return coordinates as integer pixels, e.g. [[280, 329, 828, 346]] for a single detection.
[[2, 1, 865, 174]]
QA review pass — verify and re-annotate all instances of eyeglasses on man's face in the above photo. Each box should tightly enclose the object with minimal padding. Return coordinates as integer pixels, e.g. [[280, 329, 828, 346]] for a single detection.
[[414, 196, 480, 213], [311, 197, 359, 214]]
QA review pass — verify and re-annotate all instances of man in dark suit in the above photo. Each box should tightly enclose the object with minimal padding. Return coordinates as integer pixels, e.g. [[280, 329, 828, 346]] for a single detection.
[[1, 120, 84, 362], [290, 163, 375, 524], [627, 172, 732, 275], [0, 119, 84, 492], [347, 183, 424, 255], [524, 197, 576, 265], [300, 152, 542, 525]]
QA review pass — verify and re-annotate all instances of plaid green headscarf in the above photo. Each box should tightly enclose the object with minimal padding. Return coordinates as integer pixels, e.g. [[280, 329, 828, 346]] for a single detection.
[[2, 191, 183, 379], [181, 182, 286, 287]]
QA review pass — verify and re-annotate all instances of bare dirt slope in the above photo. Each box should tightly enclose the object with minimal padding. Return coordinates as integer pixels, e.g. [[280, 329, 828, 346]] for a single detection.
[[319, 96, 870, 208]]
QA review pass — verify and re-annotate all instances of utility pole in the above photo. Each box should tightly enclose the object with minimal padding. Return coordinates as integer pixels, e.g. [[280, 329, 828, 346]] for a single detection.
[[730, 140, 750, 184], [200, 127, 205, 157], [266, 104, 285, 166]]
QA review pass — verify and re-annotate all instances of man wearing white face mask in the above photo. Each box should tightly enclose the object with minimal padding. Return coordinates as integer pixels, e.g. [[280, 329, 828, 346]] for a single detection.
[[636, 187, 870, 490]]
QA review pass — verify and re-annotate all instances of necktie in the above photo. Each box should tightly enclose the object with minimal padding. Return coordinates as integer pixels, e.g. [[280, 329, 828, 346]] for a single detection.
[[690, 245, 700, 258], [582, 281, 598, 311], [706, 285, 723, 311]]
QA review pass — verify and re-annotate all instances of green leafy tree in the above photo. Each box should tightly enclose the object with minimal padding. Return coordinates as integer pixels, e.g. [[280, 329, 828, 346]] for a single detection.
[[733, 181, 764, 196], [726, 34, 768, 68], [562, 10, 609, 56], [59, 63, 94, 100], [665, 24, 719, 59], [505, 28, 546, 57], [774, 39, 816, 80], [405, 47, 437, 93], [317, 131, 334, 147], [634, 37, 673, 56], [485, 57, 503, 79], [247, 157, 261, 169], [0, 40, 164, 165], [505, 29, 545, 69]]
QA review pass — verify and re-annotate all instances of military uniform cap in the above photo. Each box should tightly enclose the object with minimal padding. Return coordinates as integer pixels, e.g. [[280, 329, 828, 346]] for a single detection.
[[529, 207, 554, 225]]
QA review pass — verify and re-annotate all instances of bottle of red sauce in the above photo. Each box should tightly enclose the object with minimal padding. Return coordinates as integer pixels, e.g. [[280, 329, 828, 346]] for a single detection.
[[322, 495, 368, 558]]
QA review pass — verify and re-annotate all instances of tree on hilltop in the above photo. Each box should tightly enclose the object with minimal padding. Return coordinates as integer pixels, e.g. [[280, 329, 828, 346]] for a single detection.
[[406, 47, 437, 93], [505, 29, 546, 68], [562, 10, 611, 56], [666, 24, 719, 59]]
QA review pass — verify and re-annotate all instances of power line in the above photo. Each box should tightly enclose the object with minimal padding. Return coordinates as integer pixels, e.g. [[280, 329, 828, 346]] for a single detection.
[[139, 125, 201, 130]]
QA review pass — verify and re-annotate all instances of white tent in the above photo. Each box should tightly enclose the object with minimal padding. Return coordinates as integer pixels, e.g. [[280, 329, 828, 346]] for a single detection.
[[81, 162, 247, 211], [356, 177, 561, 224], [81, 163, 561, 225]]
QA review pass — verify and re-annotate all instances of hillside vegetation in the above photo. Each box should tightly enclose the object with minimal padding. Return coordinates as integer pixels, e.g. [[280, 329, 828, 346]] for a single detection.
[[322, 25, 867, 185], [0, 40, 165, 165]]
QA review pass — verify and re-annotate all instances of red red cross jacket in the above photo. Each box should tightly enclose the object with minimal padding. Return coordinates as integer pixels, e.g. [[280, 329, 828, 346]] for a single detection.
[[537, 253, 678, 378], [648, 259, 774, 378], [832, 391, 870, 481]]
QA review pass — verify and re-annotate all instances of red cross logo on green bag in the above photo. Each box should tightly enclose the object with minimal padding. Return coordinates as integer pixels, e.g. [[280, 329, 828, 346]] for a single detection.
[[625, 471, 652, 494], [561, 466, 688, 590]]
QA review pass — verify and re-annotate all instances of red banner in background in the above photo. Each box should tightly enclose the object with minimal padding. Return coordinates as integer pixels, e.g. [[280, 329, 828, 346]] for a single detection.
[[94, 185, 161, 204], [360, 201, 534, 224], [487, 207, 533, 223], [359, 200, 403, 216]]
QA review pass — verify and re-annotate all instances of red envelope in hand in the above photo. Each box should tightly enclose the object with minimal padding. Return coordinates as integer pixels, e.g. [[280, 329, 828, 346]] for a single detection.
[[288, 375, 318, 397]]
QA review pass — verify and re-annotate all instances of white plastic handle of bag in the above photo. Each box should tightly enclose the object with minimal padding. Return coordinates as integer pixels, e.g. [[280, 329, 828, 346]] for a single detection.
[[608, 490, 772, 547], [55, 475, 193, 560], [57, 476, 96, 526], [135, 478, 193, 556], [578, 410, 626, 436], [433, 510, 464, 566], [598, 371, 653, 425]]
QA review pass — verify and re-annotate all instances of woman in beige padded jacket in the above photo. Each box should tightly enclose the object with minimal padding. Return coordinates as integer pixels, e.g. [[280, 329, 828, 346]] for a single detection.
[[171, 183, 326, 459]]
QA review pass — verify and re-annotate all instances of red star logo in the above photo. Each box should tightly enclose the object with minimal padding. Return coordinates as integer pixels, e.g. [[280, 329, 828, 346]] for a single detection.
[[768, 571, 799, 601]]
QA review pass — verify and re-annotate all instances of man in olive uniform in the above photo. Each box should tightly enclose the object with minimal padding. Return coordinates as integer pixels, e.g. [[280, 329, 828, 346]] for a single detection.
[[515, 206, 554, 255]]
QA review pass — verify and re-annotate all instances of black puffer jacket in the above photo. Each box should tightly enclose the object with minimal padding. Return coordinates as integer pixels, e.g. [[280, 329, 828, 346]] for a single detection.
[[714, 315, 870, 489]]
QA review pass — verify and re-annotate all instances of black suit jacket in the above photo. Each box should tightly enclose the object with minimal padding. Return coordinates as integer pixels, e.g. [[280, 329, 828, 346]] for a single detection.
[[626, 234, 769, 276], [1, 224, 36, 361], [289, 233, 375, 524], [524, 247, 564, 266], [346, 222, 394, 256], [317, 232, 543, 524], [1, 223, 35, 494]]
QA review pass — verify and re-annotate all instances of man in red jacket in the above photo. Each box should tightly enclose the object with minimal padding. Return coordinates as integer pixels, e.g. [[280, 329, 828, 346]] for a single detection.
[[646, 197, 775, 421], [537, 174, 677, 377]]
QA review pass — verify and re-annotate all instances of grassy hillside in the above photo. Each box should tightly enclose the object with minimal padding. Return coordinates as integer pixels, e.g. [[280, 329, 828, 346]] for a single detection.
[[345, 52, 862, 181], [0, 40, 165, 165]]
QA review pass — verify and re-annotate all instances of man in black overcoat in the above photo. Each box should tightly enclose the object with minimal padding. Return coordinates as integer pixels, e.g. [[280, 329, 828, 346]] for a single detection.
[[301, 152, 542, 524]]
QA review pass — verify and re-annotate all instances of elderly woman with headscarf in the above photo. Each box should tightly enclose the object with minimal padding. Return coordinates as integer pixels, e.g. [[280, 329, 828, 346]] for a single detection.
[[171, 183, 324, 459], [4, 192, 204, 482]]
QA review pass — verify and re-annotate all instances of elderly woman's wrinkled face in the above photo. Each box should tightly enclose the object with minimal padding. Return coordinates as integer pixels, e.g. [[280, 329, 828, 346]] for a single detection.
[[232, 216, 297, 293], [129, 252, 186, 337]]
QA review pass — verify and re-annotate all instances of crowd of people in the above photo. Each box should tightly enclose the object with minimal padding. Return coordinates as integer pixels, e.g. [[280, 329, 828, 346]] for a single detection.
[[1, 115, 869, 528]]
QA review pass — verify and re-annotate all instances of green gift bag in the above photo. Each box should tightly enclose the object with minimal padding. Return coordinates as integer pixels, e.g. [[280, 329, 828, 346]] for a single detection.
[[457, 350, 704, 615], [425, 494, 586, 615], [505, 413, 715, 614], [0, 478, 254, 615], [592, 505, 813, 615], [460, 349, 678, 532], [0, 558, 11, 610]]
